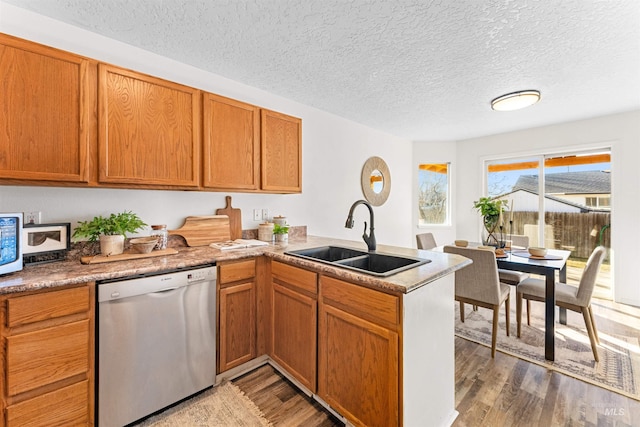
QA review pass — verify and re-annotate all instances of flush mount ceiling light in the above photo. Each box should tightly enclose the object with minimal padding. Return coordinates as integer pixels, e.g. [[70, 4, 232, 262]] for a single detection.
[[491, 90, 541, 111]]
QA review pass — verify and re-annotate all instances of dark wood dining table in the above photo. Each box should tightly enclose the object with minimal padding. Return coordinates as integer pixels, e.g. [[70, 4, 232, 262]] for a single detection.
[[496, 248, 571, 361]]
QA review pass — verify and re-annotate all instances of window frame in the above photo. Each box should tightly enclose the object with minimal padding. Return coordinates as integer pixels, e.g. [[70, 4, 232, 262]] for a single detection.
[[417, 162, 451, 227]]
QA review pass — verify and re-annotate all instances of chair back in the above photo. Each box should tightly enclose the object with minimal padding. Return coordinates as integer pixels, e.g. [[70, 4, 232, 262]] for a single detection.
[[510, 234, 529, 248], [444, 246, 503, 305], [416, 233, 437, 250], [575, 246, 607, 306]]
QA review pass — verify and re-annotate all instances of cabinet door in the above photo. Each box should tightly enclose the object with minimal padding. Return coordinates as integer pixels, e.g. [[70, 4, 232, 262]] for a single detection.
[[271, 282, 317, 391], [98, 64, 200, 187], [260, 109, 302, 193], [203, 93, 260, 190], [0, 34, 94, 183], [318, 304, 399, 427], [218, 282, 256, 372]]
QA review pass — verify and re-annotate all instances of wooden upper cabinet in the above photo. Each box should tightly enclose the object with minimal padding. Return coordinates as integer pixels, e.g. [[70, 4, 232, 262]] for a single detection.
[[98, 64, 201, 187], [261, 109, 302, 193], [0, 33, 95, 183], [202, 93, 260, 190]]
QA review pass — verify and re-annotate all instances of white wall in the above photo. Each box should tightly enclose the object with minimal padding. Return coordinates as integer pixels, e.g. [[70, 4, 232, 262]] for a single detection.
[[412, 141, 458, 247], [455, 111, 640, 307], [0, 2, 414, 248]]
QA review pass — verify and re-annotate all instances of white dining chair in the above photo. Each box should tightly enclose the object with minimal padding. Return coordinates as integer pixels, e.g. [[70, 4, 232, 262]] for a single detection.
[[516, 246, 607, 361]]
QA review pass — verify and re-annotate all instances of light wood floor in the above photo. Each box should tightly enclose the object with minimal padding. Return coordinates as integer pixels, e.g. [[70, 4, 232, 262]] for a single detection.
[[234, 297, 640, 426], [234, 364, 343, 426]]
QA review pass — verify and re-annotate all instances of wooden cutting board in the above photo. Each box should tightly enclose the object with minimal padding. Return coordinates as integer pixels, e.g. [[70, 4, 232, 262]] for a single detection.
[[216, 196, 242, 240], [169, 215, 231, 246], [81, 248, 178, 264]]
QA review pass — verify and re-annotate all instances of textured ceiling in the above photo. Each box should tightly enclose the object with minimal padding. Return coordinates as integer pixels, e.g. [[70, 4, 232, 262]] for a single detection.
[[4, 0, 640, 140]]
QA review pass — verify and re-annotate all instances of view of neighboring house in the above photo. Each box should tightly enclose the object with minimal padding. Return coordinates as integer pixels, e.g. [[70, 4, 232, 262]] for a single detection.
[[492, 170, 612, 254], [507, 170, 611, 212]]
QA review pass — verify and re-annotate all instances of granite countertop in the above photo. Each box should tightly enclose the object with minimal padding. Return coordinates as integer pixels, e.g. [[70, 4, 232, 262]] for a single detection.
[[0, 235, 470, 295]]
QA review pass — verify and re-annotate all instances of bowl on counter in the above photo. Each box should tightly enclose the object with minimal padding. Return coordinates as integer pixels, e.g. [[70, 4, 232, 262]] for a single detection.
[[528, 247, 547, 257], [454, 240, 468, 247], [130, 237, 159, 254]]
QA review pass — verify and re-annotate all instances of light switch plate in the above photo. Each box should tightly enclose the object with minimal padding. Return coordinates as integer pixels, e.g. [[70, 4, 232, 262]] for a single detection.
[[253, 209, 261, 221]]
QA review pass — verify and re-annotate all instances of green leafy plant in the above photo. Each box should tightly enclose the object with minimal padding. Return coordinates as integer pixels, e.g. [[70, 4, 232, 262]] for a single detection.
[[472, 197, 506, 218], [272, 223, 290, 235], [73, 211, 147, 242]]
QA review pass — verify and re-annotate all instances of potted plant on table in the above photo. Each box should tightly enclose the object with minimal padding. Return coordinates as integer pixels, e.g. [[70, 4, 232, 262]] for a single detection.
[[272, 223, 290, 244], [473, 197, 507, 247], [73, 211, 147, 255]]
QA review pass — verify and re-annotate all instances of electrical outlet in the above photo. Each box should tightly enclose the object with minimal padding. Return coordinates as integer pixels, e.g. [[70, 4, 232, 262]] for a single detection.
[[262, 209, 269, 220], [253, 209, 261, 221], [24, 211, 41, 224]]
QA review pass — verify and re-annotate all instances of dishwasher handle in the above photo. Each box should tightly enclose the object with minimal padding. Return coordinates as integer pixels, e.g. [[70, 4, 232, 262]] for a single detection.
[[152, 287, 180, 294]]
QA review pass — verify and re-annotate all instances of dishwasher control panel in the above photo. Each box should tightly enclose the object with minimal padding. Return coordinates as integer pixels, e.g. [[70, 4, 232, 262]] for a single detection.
[[97, 265, 216, 302], [187, 268, 215, 283]]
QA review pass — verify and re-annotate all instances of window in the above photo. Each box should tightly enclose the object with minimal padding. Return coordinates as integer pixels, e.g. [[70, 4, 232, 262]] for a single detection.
[[418, 163, 449, 226], [586, 196, 610, 208], [484, 149, 611, 295]]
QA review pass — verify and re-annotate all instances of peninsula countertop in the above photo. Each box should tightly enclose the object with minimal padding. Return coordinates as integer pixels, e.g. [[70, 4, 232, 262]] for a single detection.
[[0, 235, 470, 295]]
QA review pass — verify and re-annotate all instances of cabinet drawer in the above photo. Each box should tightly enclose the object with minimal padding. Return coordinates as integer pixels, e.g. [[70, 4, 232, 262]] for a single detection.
[[6, 320, 90, 396], [320, 276, 399, 329], [271, 261, 317, 295], [6, 286, 90, 328], [219, 259, 256, 284], [6, 380, 88, 427]]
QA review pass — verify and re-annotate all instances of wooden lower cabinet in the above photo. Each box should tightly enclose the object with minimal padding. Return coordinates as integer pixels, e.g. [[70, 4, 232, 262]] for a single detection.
[[0, 283, 95, 427], [270, 261, 318, 391], [218, 259, 257, 373], [318, 276, 400, 427]]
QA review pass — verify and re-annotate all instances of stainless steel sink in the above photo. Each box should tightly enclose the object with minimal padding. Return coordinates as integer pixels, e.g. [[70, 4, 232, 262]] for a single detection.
[[285, 246, 430, 277]]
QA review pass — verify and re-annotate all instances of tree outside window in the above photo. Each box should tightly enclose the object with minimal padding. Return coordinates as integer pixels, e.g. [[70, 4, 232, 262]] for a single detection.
[[418, 163, 449, 226]]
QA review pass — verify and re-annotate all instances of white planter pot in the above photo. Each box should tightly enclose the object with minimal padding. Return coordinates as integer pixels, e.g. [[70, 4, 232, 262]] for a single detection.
[[274, 233, 288, 247], [100, 234, 125, 256]]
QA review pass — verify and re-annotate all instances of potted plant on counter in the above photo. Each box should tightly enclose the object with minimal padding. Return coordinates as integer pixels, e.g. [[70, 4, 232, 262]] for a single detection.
[[73, 211, 147, 255], [473, 197, 507, 247], [272, 223, 290, 244]]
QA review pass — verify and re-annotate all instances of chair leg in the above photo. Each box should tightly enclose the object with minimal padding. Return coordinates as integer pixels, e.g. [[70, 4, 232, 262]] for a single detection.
[[491, 306, 499, 358], [505, 294, 510, 337], [526, 299, 531, 326], [516, 291, 522, 338], [460, 301, 465, 323], [582, 307, 600, 362], [588, 305, 600, 344]]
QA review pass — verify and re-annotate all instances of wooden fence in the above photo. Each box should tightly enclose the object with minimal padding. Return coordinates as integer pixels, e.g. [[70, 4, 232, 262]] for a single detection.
[[510, 211, 611, 259]]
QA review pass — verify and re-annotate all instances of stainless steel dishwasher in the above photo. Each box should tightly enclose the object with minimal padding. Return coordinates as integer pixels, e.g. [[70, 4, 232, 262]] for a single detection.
[[97, 265, 216, 427]]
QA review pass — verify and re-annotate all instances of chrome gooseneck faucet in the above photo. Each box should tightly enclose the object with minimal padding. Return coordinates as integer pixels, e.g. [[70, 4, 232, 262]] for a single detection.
[[345, 199, 376, 252]]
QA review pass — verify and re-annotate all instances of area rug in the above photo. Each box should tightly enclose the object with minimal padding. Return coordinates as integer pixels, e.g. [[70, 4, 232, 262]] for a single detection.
[[135, 381, 272, 426], [454, 290, 640, 401]]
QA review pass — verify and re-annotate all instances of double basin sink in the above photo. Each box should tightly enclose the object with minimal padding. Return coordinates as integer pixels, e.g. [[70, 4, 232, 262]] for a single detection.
[[285, 246, 430, 277]]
